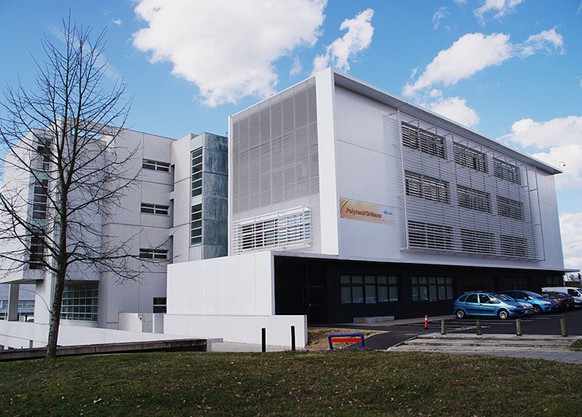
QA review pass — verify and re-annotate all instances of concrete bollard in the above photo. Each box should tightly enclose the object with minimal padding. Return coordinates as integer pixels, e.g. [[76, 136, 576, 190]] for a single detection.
[[516, 319, 522, 336], [476, 319, 482, 335], [441, 320, 446, 335], [560, 318, 568, 337]]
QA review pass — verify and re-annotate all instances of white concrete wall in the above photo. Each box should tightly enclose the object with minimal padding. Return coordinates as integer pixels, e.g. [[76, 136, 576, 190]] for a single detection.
[[164, 250, 307, 348], [0, 319, 182, 349], [164, 314, 307, 348], [167, 251, 275, 315]]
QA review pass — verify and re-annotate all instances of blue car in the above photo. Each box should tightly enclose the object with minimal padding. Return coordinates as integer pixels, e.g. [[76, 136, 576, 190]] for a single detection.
[[454, 291, 525, 320], [498, 290, 557, 314]]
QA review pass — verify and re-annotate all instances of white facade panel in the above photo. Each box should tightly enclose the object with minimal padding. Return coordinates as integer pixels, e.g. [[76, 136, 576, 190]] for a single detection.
[[167, 251, 275, 316]]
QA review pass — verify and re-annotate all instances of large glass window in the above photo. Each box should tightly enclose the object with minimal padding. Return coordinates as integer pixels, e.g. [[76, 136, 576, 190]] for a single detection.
[[411, 276, 454, 302], [454, 143, 487, 173], [61, 282, 98, 321], [340, 274, 399, 304], [408, 220, 452, 251], [493, 158, 520, 185], [457, 185, 491, 213], [405, 171, 449, 203], [401, 123, 446, 159]]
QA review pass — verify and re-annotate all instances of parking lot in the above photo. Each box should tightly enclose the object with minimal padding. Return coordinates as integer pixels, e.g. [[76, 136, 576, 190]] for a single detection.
[[353, 307, 582, 350]]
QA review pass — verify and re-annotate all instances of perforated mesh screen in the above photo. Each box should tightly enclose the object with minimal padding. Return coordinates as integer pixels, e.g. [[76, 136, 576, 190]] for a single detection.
[[388, 115, 544, 261], [231, 78, 320, 253]]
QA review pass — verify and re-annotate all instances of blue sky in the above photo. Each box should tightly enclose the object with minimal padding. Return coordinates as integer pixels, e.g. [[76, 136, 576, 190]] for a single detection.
[[1, 0, 581, 270]]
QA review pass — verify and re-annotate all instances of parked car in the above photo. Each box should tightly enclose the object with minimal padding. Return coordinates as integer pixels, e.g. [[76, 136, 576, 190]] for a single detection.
[[541, 287, 582, 308], [540, 291, 575, 311], [498, 290, 557, 314], [494, 293, 535, 315], [454, 291, 525, 320]]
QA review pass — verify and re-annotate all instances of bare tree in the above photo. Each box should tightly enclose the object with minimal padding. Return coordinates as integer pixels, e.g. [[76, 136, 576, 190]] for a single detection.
[[0, 18, 140, 358]]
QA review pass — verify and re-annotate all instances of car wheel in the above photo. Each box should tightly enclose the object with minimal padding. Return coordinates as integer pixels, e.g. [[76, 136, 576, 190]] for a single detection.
[[533, 305, 542, 314], [498, 309, 509, 320], [455, 309, 466, 319]]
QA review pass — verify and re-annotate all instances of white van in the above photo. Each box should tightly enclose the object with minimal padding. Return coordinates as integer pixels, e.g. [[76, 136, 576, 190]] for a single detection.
[[541, 287, 582, 307]]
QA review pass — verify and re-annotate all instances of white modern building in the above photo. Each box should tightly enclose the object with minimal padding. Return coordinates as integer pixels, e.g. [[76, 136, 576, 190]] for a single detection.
[[0, 127, 227, 335], [1, 68, 567, 350], [166, 68, 565, 331]]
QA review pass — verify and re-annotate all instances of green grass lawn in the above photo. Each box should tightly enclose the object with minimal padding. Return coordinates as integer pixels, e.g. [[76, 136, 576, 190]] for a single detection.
[[1, 351, 580, 416]]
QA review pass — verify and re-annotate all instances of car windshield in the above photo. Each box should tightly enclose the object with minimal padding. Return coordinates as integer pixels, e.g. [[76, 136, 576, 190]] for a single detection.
[[495, 294, 513, 301]]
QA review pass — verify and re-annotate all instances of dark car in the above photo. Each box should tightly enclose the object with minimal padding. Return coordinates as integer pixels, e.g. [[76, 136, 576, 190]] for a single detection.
[[454, 291, 525, 320], [540, 291, 575, 311], [498, 290, 558, 314]]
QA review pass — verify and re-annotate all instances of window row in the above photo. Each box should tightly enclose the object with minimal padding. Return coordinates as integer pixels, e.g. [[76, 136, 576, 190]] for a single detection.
[[402, 123, 522, 184], [140, 203, 169, 216], [142, 159, 170, 172], [408, 220, 529, 258], [405, 174, 524, 219], [339, 275, 454, 304], [191, 203, 202, 245], [340, 274, 399, 304]]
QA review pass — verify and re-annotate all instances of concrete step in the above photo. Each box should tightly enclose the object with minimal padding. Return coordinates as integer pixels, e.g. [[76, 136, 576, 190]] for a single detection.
[[388, 333, 581, 353]]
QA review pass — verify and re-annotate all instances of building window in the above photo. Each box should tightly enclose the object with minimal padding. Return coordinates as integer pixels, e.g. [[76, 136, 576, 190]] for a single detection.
[[36, 144, 50, 172], [140, 203, 169, 216], [457, 185, 491, 213], [405, 171, 449, 203], [153, 297, 167, 313], [493, 158, 521, 185], [454, 143, 487, 173], [32, 179, 48, 221], [139, 248, 169, 260], [461, 229, 495, 254], [29, 233, 44, 270], [411, 276, 454, 302], [234, 208, 311, 253], [408, 220, 452, 251], [497, 196, 524, 220], [61, 282, 98, 321], [191, 147, 203, 197], [191, 203, 202, 245], [340, 275, 399, 304], [142, 159, 170, 172], [500, 235, 528, 258], [401, 123, 446, 159]]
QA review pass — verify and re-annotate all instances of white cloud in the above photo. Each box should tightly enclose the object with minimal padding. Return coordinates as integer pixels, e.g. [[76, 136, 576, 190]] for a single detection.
[[432, 7, 448, 30], [428, 96, 480, 128], [111, 18, 122, 26], [132, 0, 327, 107], [403, 33, 512, 96], [560, 213, 582, 270], [475, 0, 524, 23], [518, 28, 565, 57], [313, 8, 374, 73], [290, 56, 302, 77], [502, 116, 582, 188]]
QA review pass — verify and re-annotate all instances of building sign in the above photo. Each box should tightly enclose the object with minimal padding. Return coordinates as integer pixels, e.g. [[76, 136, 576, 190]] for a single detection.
[[339, 198, 394, 225]]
